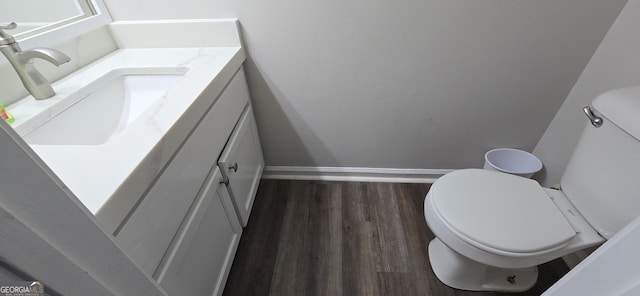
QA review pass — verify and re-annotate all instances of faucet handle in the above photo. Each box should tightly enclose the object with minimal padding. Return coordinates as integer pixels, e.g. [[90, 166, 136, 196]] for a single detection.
[[0, 22, 17, 30], [0, 22, 17, 45]]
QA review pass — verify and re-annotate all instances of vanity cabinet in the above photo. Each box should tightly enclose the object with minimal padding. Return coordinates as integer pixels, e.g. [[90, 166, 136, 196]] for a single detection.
[[114, 67, 262, 295]]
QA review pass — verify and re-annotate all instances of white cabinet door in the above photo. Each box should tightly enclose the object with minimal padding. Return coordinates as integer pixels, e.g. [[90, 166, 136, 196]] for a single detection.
[[218, 106, 264, 226], [156, 168, 242, 296]]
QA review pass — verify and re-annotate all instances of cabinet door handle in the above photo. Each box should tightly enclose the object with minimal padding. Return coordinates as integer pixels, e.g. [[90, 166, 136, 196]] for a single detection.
[[229, 162, 239, 172], [220, 175, 230, 186]]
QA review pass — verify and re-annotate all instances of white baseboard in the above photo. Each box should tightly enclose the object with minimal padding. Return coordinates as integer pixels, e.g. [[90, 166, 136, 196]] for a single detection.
[[262, 166, 454, 183]]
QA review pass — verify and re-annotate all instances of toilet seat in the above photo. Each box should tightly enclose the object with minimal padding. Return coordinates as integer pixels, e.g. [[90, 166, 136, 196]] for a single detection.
[[429, 169, 576, 255]]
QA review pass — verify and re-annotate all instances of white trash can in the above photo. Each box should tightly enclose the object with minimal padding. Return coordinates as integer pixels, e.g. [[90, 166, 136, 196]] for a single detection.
[[483, 148, 542, 178]]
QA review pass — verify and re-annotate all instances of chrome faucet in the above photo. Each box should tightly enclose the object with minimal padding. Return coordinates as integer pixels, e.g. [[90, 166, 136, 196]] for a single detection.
[[0, 22, 70, 100]]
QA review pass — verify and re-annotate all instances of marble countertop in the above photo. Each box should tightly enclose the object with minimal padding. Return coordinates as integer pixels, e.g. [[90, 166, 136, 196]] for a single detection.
[[9, 47, 245, 227]]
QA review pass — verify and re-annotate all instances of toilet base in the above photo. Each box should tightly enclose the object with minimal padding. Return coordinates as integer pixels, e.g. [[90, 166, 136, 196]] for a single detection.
[[428, 238, 538, 292]]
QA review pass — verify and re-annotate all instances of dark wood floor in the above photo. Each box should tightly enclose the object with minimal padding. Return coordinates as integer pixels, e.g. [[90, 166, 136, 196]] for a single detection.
[[223, 180, 569, 296]]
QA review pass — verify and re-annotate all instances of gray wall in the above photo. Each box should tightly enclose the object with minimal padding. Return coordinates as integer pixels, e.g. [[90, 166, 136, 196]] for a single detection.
[[534, 0, 639, 186], [105, 0, 626, 170]]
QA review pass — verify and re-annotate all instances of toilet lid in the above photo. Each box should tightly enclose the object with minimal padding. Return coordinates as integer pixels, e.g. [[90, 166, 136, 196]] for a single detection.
[[430, 169, 576, 253]]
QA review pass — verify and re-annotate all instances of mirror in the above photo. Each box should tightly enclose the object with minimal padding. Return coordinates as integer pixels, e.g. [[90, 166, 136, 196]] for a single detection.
[[0, 0, 95, 38], [0, 0, 111, 49]]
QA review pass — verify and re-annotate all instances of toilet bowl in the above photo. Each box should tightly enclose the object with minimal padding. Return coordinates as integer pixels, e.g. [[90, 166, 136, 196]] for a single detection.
[[423, 87, 640, 292], [424, 169, 603, 292]]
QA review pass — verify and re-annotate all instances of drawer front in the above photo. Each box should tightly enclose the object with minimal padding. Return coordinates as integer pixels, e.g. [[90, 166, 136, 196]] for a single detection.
[[218, 106, 264, 226], [156, 168, 242, 296], [116, 69, 248, 276]]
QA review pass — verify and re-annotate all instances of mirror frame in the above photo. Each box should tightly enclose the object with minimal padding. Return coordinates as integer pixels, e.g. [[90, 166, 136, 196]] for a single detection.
[[11, 0, 112, 51]]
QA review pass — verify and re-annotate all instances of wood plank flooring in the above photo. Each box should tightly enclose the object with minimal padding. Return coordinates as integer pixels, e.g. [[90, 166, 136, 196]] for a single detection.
[[223, 180, 569, 296]]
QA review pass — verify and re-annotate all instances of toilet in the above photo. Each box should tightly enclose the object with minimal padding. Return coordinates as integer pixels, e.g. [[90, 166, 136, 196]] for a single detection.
[[424, 86, 640, 292]]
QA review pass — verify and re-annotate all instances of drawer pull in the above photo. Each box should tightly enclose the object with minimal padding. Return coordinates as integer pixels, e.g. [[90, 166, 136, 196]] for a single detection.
[[229, 162, 239, 172], [220, 175, 230, 186]]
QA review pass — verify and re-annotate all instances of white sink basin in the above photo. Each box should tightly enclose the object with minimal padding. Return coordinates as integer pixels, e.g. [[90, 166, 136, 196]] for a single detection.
[[23, 67, 188, 145]]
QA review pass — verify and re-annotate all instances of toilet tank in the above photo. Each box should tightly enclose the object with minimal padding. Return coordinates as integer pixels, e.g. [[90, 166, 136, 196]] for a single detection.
[[561, 86, 640, 239]]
